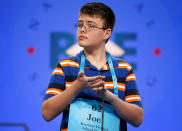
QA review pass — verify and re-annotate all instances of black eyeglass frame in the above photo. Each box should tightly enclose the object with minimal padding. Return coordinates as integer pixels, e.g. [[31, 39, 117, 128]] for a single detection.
[[74, 23, 106, 31]]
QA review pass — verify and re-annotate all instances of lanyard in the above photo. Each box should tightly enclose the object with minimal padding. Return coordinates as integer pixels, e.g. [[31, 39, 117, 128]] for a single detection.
[[79, 52, 118, 131], [79, 53, 118, 97]]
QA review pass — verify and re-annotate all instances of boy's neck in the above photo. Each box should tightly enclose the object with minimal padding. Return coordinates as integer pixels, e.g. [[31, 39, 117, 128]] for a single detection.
[[84, 46, 107, 70]]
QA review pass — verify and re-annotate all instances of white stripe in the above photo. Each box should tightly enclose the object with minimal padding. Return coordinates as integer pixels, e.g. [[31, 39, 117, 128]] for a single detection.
[[125, 96, 140, 101], [118, 63, 131, 70], [105, 84, 125, 90], [46, 90, 61, 94], [103, 65, 107, 70], [66, 84, 71, 87], [105, 84, 113, 87], [127, 75, 136, 79], [52, 69, 63, 74], [60, 61, 79, 66], [118, 85, 125, 89]]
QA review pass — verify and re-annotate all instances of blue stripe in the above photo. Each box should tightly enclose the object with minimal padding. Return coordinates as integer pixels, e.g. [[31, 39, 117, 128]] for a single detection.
[[43, 94, 55, 101], [126, 81, 137, 89], [50, 74, 65, 85]]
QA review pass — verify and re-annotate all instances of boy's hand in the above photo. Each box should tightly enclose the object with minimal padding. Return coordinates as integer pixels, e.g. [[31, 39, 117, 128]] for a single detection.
[[77, 71, 105, 91]]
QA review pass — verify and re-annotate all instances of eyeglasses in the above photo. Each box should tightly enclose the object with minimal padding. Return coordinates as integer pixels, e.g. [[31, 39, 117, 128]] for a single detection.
[[74, 23, 106, 31]]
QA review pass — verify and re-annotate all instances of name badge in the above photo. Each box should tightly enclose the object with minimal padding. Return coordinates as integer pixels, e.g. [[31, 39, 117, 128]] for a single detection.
[[68, 98, 120, 131]]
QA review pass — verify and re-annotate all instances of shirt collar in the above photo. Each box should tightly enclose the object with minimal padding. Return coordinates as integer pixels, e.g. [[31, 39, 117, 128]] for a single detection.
[[76, 50, 118, 70]]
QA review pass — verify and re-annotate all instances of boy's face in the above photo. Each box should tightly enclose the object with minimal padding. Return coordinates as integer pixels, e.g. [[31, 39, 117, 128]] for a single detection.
[[77, 14, 111, 49]]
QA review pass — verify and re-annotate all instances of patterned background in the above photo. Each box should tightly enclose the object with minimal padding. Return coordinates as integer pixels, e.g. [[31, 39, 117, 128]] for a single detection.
[[0, 0, 182, 130]]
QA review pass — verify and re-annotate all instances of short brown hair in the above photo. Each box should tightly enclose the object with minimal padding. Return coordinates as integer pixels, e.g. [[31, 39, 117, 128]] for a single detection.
[[79, 2, 116, 32]]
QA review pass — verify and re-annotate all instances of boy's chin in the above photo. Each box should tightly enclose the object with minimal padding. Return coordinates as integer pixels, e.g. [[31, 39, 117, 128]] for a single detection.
[[78, 43, 84, 47], [78, 41, 87, 48]]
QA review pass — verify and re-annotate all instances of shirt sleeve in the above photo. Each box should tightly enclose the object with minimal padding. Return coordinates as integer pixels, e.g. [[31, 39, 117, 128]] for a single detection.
[[125, 67, 143, 108], [43, 62, 66, 101]]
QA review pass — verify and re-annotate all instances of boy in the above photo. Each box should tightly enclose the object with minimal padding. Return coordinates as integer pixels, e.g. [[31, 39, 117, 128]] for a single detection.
[[42, 2, 143, 131]]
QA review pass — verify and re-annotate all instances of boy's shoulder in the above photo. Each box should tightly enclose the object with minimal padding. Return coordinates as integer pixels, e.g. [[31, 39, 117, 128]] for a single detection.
[[59, 55, 79, 63], [112, 56, 130, 65], [56, 55, 80, 68], [112, 56, 133, 71]]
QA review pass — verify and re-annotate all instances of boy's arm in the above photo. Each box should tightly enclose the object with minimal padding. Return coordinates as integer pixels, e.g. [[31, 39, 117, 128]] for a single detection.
[[96, 66, 143, 127], [42, 79, 82, 121], [104, 90, 143, 127], [42, 71, 105, 121]]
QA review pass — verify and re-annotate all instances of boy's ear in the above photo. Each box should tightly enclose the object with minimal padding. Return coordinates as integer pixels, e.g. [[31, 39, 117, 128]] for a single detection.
[[104, 29, 112, 40]]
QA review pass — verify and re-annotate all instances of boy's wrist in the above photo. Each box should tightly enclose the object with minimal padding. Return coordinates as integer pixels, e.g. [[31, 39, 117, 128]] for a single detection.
[[72, 79, 84, 92], [105, 90, 116, 103]]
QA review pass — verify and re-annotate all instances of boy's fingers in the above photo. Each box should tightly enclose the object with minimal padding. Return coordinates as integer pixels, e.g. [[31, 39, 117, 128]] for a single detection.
[[90, 78, 103, 85], [99, 75, 105, 79], [87, 75, 105, 82], [92, 86, 104, 91], [87, 75, 100, 82], [91, 80, 103, 88]]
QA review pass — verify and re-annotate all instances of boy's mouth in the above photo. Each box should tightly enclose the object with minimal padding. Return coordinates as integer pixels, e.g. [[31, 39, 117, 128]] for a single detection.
[[79, 35, 87, 40]]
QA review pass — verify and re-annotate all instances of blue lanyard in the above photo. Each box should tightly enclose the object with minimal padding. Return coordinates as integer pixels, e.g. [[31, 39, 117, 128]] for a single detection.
[[79, 53, 118, 97]]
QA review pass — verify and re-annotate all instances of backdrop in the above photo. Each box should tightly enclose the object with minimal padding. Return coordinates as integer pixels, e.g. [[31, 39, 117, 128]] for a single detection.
[[1, 0, 182, 131]]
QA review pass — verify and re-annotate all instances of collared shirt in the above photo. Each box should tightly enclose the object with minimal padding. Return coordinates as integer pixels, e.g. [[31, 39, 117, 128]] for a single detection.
[[44, 50, 142, 131]]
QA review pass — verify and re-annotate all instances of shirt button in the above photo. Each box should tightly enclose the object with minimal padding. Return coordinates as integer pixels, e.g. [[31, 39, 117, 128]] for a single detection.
[[98, 72, 100, 75]]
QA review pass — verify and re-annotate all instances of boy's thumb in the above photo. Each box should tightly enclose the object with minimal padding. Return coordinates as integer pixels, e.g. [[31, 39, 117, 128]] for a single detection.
[[78, 71, 84, 78]]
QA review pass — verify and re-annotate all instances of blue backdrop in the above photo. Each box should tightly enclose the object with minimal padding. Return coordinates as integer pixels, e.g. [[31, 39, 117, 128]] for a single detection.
[[1, 0, 182, 131]]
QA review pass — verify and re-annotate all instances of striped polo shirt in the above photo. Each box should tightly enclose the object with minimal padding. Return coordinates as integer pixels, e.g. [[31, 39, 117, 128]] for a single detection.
[[44, 50, 142, 131]]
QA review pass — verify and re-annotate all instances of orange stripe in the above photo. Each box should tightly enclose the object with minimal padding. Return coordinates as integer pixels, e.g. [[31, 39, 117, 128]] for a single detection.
[[105, 82, 125, 91], [60, 60, 79, 67], [118, 87, 125, 91], [102, 66, 106, 70], [46, 91, 59, 95], [52, 67, 64, 75], [115, 66, 130, 71], [125, 95, 140, 99], [66, 82, 73, 85], [61, 63, 90, 69], [105, 86, 114, 89], [66, 82, 73, 89], [52, 72, 64, 76], [126, 74, 136, 81], [104, 82, 113, 84], [105, 85, 125, 91], [61, 64, 79, 68], [117, 62, 131, 71], [118, 83, 125, 91], [61, 129, 67, 131], [102, 64, 109, 70], [104, 82, 114, 89], [105, 82, 125, 86], [118, 83, 125, 86], [126, 98, 141, 103], [47, 88, 63, 93], [55, 67, 62, 70], [126, 78, 136, 81], [61, 60, 78, 64], [127, 74, 135, 77]]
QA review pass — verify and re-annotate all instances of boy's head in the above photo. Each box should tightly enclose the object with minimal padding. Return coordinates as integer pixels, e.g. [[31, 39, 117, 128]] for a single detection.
[[79, 2, 115, 33]]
